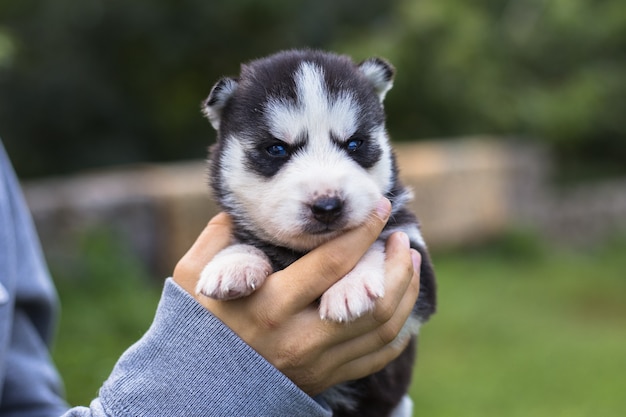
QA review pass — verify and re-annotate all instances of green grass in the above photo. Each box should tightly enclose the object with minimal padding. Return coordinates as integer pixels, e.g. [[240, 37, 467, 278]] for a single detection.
[[51, 229, 162, 406], [410, 233, 626, 416], [51, 230, 626, 414]]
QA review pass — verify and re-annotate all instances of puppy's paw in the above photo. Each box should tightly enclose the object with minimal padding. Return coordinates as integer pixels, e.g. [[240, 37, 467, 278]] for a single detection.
[[319, 272, 384, 322], [319, 244, 386, 322], [196, 244, 272, 300]]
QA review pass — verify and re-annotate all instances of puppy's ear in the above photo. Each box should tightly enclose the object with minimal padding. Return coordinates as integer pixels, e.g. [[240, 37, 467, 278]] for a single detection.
[[202, 77, 239, 130], [358, 58, 395, 102]]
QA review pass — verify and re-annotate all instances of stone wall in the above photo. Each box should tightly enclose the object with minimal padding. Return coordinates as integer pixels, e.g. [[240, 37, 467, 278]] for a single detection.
[[23, 161, 217, 276], [393, 139, 547, 248], [22, 138, 626, 278], [524, 178, 626, 246]]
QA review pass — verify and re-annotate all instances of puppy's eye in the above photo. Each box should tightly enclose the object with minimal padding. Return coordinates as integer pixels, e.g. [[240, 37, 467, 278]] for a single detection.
[[266, 144, 289, 157], [346, 139, 363, 153]]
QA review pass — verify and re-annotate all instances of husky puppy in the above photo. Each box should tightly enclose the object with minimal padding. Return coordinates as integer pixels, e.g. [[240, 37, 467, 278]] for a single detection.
[[197, 49, 436, 417]]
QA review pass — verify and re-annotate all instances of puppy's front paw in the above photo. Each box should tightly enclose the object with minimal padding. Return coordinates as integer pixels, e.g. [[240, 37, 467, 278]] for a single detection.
[[319, 272, 384, 322], [196, 244, 272, 300], [319, 244, 385, 322]]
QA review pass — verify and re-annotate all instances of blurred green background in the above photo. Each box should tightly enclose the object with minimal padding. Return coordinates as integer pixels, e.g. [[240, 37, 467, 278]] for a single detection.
[[1, 0, 625, 180], [50, 230, 626, 415], [1, 0, 625, 415]]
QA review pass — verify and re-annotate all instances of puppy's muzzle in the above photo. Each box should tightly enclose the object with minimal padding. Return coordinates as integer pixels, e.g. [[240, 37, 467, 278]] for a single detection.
[[310, 196, 343, 225]]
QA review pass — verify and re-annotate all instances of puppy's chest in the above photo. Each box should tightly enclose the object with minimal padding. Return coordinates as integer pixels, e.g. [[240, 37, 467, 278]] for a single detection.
[[234, 230, 305, 271]]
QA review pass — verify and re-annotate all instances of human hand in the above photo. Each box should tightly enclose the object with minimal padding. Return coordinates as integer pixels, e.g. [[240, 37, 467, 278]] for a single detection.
[[173, 198, 421, 396]]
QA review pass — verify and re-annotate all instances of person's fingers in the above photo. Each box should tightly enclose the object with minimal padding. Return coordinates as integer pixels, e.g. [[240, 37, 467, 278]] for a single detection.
[[298, 317, 415, 396], [269, 234, 421, 377], [173, 212, 233, 295], [256, 230, 419, 357], [324, 246, 421, 363], [323, 262, 420, 392], [372, 233, 420, 324], [321, 334, 413, 395], [371, 262, 420, 349], [303, 232, 421, 345], [380, 248, 421, 337], [263, 197, 392, 315], [204, 227, 421, 396]]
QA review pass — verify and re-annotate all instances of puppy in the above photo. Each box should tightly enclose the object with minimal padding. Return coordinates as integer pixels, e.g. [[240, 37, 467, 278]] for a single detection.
[[197, 49, 436, 417]]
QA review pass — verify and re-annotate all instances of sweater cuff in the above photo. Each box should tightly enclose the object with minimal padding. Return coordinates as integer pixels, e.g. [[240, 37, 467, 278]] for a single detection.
[[99, 278, 330, 417]]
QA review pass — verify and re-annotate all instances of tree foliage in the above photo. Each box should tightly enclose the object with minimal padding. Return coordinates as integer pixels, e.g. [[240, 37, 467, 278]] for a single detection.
[[1, 0, 624, 178], [0, 0, 395, 177], [338, 0, 626, 177]]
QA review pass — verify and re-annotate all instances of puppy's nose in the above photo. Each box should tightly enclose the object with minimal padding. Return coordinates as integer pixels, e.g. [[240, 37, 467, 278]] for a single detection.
[[310, 197, 343, 225]]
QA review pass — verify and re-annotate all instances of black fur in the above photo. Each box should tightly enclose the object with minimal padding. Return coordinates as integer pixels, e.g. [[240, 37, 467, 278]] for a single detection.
[[335, 338, 417, 417], [210, 50, 388, 180], [205, 50, 436, 417]]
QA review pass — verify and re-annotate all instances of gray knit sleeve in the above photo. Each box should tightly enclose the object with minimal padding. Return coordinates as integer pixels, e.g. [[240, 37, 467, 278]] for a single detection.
[[62, 279, 331, 417]]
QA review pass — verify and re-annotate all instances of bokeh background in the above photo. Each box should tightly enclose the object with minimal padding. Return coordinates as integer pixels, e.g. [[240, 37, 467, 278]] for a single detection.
[[1, 0, 625, 415], [2, 0, 625, 180]]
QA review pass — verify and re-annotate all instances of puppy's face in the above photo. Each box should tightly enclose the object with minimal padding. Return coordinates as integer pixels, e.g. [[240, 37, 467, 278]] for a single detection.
[[204, 51, 396, 251]]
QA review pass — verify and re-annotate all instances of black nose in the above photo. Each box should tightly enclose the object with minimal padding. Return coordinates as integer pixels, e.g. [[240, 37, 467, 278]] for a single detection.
[[310, 197, 343, 225]]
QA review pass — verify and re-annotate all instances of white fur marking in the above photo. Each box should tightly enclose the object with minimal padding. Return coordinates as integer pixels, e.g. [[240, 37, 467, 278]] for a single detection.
[[405, 224, 426, 249], [358, 60, 394, 101], [196, 244, 272, 300], [265, 63, 358, 144], [221, 63, 394, 252], [319, 241, 386, 322], [203, 78, 239, 130], [367, 125, 394, 191], [390, 395, 414, 417]]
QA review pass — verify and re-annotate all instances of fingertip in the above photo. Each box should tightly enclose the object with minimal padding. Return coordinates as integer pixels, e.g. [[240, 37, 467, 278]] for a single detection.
[[207, 212, 232, 227], [410, 249, 422, 273], [177, 212, 233, 273], [375, 197, 392, 221], [197, 212, 232, 244], [384, 232, 410, 266], [391, 231, 410, 249], [409, 250, 422, 296]]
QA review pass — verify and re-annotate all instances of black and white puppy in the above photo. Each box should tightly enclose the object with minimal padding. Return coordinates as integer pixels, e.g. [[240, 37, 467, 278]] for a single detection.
[[197, 49, 436, 417]]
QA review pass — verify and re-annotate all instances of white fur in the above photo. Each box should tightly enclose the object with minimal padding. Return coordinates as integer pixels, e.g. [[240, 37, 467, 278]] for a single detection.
[[320, 241, 386, 322], [390, 395, 414, 417], [265, 63, 358, 145], [220, 62, 392, 253], [358, 59, 394, 101], [201, 51, 425, 416], [380, 223, 426, 250], [202, 78, 239, 130], [394, 315, 423, 349], [367, 125, 394, 191], [196, 244, 272, 300], [204, 59, 402, 323], [221, 136, 384, 252]]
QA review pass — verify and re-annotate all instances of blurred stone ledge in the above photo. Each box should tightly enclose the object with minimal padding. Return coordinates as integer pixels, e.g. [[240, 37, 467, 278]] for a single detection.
[[21, 138, 626, 278]]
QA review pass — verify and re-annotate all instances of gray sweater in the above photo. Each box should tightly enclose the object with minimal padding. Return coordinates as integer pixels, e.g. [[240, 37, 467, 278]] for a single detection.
[[0, 140, 331, 416]]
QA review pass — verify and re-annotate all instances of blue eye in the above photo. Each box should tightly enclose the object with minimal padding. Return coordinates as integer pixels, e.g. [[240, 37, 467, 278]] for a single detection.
[[346, 139, 363, 152], [266, 144, 288, 157]]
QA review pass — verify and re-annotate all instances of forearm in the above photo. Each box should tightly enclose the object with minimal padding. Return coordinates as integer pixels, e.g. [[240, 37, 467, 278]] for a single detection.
[[62, 279, 330, 417]]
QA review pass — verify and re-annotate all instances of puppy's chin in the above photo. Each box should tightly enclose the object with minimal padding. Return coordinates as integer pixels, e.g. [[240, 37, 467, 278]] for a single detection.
[[267, 228, 345, 252], [261, 213, 370, 251]]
